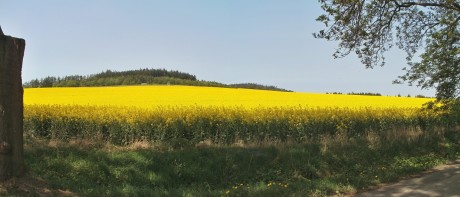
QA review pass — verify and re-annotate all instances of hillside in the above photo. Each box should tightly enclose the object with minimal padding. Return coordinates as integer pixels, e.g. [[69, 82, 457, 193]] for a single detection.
[[24, 68, 291, 92]]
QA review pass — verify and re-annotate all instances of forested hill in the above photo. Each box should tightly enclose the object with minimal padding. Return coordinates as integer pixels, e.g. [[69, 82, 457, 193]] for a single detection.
[[24, 68, 291, 92]]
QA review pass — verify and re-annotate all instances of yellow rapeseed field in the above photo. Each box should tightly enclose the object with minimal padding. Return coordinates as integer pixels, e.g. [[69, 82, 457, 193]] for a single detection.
[[23, 85, 439, 145], [24, 85, 432, 109]]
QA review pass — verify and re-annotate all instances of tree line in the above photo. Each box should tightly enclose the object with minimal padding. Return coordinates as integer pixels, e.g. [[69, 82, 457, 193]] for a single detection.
[[24, 68, 291, 92], [326, 92, 382, 96], [24, 68, 196, 87], [326, 92, 432, 98]]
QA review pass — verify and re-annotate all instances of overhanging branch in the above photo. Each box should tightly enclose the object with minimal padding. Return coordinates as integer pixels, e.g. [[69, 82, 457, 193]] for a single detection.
[[391, 0, 460, 12]]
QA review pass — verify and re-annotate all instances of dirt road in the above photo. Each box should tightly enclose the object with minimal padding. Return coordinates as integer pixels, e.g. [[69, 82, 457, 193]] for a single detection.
[[357, 160, 460, 197]]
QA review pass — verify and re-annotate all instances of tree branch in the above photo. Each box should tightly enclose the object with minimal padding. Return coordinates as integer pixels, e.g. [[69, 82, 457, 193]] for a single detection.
[[393, 1, 460, 12]]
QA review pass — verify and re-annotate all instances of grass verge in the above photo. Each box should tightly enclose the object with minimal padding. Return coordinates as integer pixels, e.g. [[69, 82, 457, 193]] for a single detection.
[[1, 129, 459, 196]]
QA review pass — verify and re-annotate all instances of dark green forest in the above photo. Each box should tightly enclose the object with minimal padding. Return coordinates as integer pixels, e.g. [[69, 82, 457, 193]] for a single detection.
[[24, 68, 291, 92]]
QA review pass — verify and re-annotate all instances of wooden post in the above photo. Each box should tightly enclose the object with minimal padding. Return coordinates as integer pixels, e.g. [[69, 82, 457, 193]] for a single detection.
[[0, 26, 26, 180]]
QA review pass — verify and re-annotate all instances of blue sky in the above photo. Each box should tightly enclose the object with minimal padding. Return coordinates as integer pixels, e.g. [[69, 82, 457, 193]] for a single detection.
[[0, 1, 434, 96]]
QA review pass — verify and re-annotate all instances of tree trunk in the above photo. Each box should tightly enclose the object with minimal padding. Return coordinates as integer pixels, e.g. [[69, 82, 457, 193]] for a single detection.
[[0, 26, 26, 180]]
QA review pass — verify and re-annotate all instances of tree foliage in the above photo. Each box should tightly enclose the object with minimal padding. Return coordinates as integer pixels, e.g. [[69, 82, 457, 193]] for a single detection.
[[315, 0, 460, 99]]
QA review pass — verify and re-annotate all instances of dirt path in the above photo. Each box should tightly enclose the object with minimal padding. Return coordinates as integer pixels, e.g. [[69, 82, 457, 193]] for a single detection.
[[356, 160, 460, 197]]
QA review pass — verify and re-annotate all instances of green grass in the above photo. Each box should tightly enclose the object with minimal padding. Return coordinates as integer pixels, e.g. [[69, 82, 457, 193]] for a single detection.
[[12, 129, 460, 197]]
